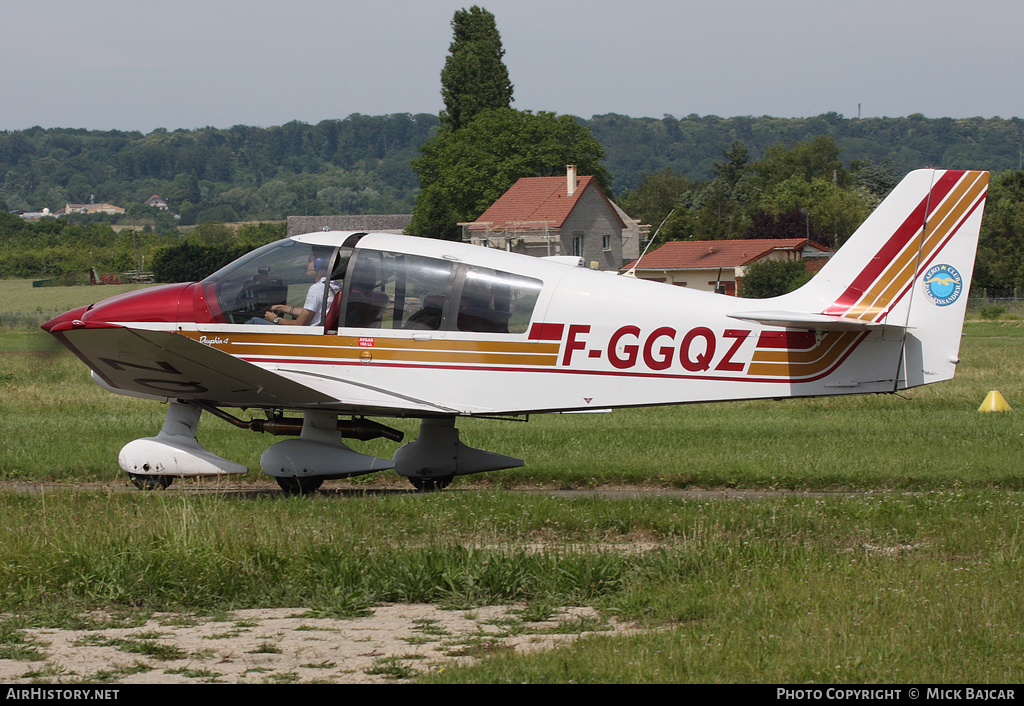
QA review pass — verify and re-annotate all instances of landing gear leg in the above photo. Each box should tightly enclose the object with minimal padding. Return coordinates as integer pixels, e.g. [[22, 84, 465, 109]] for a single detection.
[[260, 411, 395, 494], [393, 417, 523, 491], [119, 400, 248, 488]]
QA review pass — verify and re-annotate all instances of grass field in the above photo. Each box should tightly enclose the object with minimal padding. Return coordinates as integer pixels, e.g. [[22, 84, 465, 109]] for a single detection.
[[0, 279, 153, 328], [1, 279, 1023, 682]]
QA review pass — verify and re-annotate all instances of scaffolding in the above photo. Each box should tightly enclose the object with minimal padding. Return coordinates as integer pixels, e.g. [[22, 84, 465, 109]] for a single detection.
[[459, 221, 560, 256]]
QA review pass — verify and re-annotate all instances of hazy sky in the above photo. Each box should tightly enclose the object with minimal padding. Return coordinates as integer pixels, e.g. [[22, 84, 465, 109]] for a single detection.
[[3, 0, 1021, 132]]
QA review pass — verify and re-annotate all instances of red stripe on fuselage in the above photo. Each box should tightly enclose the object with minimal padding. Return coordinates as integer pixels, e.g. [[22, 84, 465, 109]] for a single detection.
[[756, 331, 817, 350], [529, 322, 565, 340]]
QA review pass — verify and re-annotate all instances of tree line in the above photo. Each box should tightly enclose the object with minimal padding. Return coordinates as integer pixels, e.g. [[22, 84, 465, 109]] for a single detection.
[[0, 114, 438, 226], [2, 113, 1020, 227], [0, 210, 285, 282]]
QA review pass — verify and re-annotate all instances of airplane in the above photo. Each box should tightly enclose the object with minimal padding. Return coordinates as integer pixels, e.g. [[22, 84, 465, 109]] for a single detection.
[[42, 168, 989, 494]]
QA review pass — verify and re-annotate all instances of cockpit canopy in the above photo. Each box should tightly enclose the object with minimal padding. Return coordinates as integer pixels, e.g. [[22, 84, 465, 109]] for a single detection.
[[202, 236, 543, 334]]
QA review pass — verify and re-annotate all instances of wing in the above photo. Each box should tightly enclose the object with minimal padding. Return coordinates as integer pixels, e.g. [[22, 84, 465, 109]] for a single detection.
[[55, 326, 336, 408]]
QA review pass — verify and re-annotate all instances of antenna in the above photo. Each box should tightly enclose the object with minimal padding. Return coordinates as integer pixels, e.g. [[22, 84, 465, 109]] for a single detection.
[[623, 209, 674, 278]]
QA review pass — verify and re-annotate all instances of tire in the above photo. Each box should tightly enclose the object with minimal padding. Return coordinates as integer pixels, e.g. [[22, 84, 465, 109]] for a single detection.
[[409, 476, 453, 491], [129, 473, 173, 490], [276, 476, 324, 495]]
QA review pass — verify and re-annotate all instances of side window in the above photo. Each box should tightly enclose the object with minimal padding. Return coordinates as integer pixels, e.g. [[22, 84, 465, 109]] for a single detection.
[[336, 250, 542, 335], [456, 267, 542, 334], [394, 254, 456, 330], [572, 233, 584, 258], [339, 250, 454, 330]]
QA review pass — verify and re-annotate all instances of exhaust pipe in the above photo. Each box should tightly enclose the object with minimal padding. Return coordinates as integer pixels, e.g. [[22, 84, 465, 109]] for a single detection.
[[193, 403, 405, 442]]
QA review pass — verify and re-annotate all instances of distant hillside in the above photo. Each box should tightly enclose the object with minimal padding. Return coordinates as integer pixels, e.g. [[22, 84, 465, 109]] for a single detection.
[[590, 112, 1024, 192], [2, 112, 1021, 221], [0, 114, 440, 225]]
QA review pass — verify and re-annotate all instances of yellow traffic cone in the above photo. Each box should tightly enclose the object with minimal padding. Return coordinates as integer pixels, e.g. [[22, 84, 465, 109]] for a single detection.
[[979, 390, 1012, 412]]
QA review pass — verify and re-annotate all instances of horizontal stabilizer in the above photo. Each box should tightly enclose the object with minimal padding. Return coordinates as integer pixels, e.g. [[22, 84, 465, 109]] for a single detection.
[[727, 310, 903, 331]]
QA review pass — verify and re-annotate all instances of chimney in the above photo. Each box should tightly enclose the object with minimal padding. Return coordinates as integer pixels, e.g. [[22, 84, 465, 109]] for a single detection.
[[567, 165, 577, 196]]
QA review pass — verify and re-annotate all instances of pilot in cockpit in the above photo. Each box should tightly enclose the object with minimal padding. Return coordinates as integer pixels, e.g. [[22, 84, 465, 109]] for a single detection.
[[262, 246, 341, 326]]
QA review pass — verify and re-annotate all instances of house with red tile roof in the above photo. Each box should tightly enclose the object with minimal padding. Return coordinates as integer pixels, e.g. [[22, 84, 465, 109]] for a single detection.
[[463, 166, 643, 271], [621, 238, 832, 295], [145, 195, 169, 211]]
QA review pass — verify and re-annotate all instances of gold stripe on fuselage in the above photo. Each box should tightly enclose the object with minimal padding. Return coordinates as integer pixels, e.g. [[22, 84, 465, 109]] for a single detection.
[[178, 331, 561, 367]]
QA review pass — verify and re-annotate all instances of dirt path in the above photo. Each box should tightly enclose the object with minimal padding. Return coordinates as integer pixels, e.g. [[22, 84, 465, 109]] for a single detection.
[[0, 604, 629, 684]]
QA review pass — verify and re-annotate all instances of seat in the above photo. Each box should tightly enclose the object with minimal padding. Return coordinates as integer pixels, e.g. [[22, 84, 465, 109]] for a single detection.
[[345, 289, 388, 328], [457, 306, 510, 333], [403, 295, 445, 330], [325, 284, 344, 330]]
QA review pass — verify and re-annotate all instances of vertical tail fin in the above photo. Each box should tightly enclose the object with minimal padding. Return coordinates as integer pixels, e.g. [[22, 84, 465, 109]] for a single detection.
[[760, 169, 989, 389], [897, 170, 989, 388]]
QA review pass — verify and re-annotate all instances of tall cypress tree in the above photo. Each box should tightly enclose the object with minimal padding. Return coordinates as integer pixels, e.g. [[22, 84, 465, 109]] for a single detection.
[[439, 6, 514, 132]]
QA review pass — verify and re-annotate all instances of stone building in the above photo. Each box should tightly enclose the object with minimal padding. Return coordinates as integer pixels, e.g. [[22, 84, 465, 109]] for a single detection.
[[463, 166, 642, 270]]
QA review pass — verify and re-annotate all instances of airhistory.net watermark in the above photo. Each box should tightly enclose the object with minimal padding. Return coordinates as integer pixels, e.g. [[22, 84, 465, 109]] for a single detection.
[[5, 688, 119, 701]]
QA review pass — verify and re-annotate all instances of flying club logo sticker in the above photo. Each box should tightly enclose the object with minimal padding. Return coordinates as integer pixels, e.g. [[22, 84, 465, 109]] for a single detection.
[[923, 264, 963, 306]]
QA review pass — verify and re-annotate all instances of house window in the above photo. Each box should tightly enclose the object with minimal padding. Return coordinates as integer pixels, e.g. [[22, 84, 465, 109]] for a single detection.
[[602, 233, 611, 251], [710, 280, 736, 296], [572, 234, 584, 258]]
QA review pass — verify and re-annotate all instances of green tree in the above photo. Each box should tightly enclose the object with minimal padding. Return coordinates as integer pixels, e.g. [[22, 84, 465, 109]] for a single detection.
[[750, 136, 849, 192], [409, 109, 610, 239], [852, 158, 900, 203], [187, 222, 234, 246], [150, 241, 250, 282], [712, 140, 750, 189], [975, 170, 1024, 292], [168, 171, 202, 208], [740, 259, 812, 298], [439, 6, 514, 132], [616, 168, 693, 239], [236, 221, 286, 248], [656, 142, 753, 242], [756, 176, 871, 248]]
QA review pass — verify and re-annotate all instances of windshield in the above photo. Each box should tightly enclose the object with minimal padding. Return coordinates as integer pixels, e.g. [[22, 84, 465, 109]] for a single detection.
[[202, 239, 341, 325]]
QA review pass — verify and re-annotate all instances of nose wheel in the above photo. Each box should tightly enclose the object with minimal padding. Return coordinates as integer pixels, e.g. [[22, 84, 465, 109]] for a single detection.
[[275, 476, 325, 495], [129, 473, 173, 490], [409, 475, 453, 491]]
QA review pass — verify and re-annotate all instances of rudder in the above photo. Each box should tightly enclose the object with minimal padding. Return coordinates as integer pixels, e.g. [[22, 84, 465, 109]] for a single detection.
[[897, 170, 989, 388]]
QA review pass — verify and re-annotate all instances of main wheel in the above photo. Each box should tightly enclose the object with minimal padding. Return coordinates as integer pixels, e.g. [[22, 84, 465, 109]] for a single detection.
[[276, 476, 324, 495], [409, 476, 453, 492], [129, 473, 173, 490]]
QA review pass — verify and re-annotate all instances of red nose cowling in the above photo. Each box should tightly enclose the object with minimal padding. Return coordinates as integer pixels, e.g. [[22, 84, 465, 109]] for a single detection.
[[41, 282, 199, 333]]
